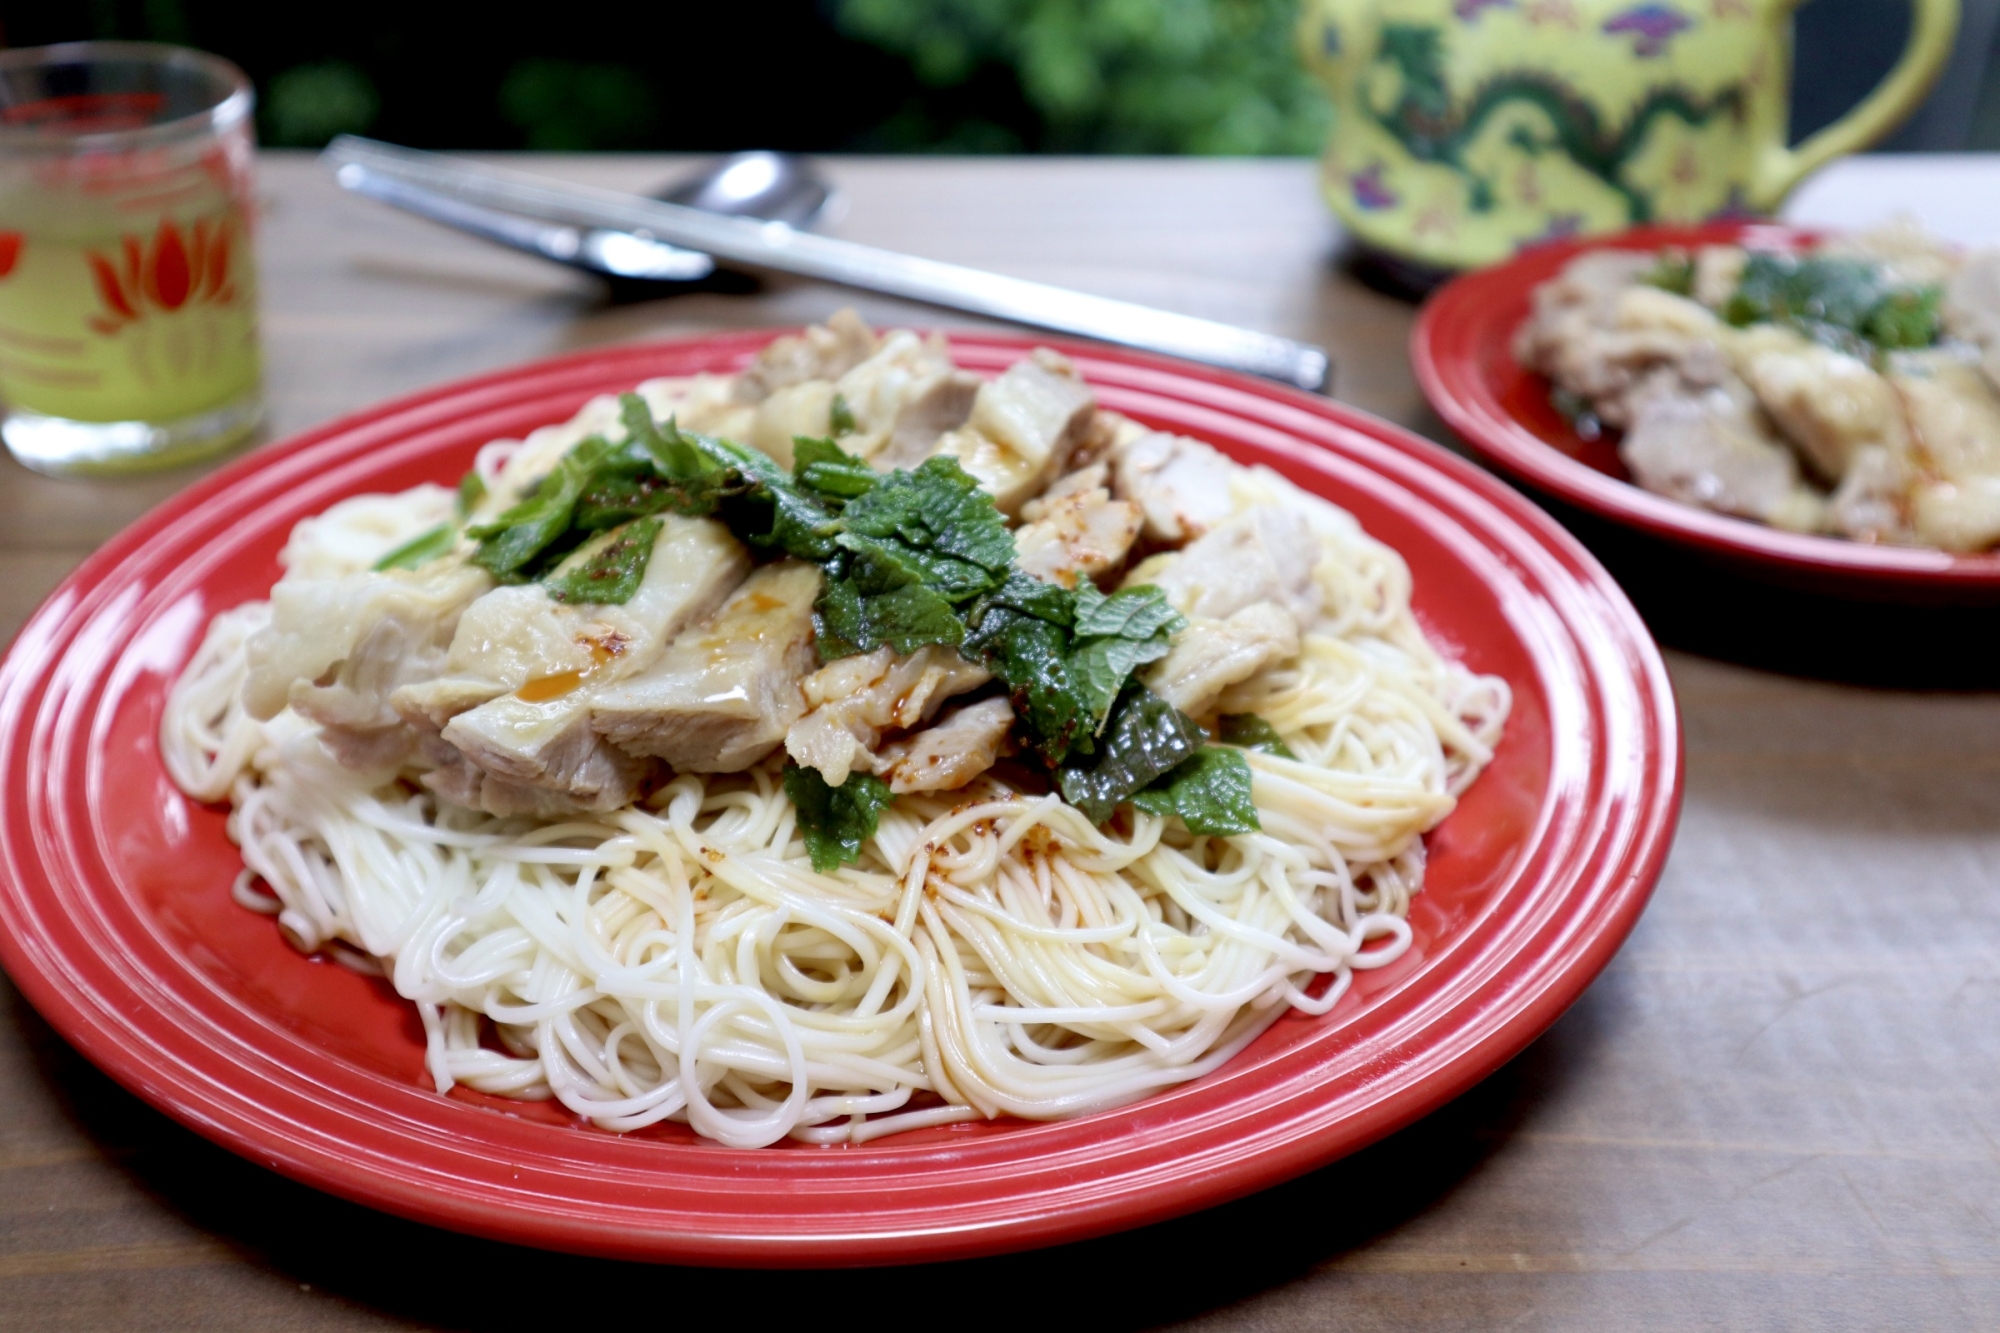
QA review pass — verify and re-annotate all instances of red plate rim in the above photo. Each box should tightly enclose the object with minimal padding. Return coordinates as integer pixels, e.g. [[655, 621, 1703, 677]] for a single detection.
[[0, 330, 1681, 1267], [1412, 220, 2000, 593]]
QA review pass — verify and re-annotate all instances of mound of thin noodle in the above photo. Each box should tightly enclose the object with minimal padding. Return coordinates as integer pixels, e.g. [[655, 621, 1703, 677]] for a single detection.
[[162, 446, 1510, 1148]]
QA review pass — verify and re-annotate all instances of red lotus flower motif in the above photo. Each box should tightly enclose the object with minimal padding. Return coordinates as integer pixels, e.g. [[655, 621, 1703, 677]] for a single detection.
[[86, 216, 237, 336]]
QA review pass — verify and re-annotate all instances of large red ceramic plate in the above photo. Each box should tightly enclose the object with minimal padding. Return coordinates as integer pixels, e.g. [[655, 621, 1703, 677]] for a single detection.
[[0, 332, 1678, 1266], [1413, 221, 2000, 602]]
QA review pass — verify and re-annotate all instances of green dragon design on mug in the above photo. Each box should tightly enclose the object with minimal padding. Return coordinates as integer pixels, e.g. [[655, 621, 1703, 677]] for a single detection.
[[1297, 0, 1960, 269], [1364, 21, 1747, 225]]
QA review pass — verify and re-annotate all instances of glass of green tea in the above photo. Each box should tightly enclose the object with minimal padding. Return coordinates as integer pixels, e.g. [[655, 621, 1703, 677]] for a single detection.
[[0, 43, 262, 474]]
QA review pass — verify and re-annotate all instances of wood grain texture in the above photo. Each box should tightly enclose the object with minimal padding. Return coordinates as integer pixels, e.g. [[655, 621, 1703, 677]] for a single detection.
[[2, 153, 1997, 1332]]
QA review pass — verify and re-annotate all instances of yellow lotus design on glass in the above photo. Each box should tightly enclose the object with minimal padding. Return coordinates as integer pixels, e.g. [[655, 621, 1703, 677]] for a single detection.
[[1297, 0, 1959, 270]]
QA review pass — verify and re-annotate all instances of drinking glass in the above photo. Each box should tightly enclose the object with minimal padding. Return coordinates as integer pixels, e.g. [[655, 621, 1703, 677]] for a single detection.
[[0, 43, 263, 474]]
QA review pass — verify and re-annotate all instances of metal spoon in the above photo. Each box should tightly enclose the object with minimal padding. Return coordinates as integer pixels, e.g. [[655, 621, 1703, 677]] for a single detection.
[[342, 149, 837, 284]]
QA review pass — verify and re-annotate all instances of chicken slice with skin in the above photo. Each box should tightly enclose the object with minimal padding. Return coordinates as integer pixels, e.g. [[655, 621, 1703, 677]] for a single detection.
[[394, 517, 748, 730], [428, 693, 657, 816], [1944, 249, 2000, 395], [1887, 351, 2000, 551], [1827, 444, 1912, 543], [243, 560, 491, 768], [784, 645, 992, 787], [929, 350, 1096, 513], [403, 519, 750, 815], [1618, 378, 1825, 531], [1012, 468, 1143, 589], [1109, 432, 1240, 544], [590, 560, 823, 772], [731, 308, 878, 404], [874, 698, 1015, 794], [832, 330, 978, 462], [1513, 256, 1736, 428], [1143, 603, 1300, 718], [1127, 504, 1323, 627], [748, 328, 981, 471], [1730, 324, 1909, 483], [748, 380, 839, 469]]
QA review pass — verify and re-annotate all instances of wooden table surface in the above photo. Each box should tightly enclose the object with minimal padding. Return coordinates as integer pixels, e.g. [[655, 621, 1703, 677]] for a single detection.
[[2, 153, 1997, 1332]]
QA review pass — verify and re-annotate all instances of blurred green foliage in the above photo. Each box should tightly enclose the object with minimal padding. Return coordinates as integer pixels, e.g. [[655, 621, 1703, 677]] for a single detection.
[[13, 0, 1331, 154], [498, 61, 659, 151], [264, 60, 377, 147], [834, 0, 1328, 154]]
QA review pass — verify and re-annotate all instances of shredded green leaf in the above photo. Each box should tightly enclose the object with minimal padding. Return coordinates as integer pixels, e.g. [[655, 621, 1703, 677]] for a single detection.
[[698, 434, 845, 561], [1217, 713, 1296, 759], [962, 577, 1086, 762], [783, 764, 894, 871], [828, 392, 857, 437], [455, 469, 486, 519], [467, 434, 614, 579], [373, 523, 457, 572], [1640, 250, 1694, 297], [1864, 285, 1943, 350], [542, 517, 663, 605], [1723, 252, 1942, 355], [621, 393, 720, 484], [793, 436, 878, 501]]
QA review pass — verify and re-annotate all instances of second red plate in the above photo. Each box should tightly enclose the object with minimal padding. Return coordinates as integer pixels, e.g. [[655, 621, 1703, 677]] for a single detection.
[[1413, 221, 2000, 603]]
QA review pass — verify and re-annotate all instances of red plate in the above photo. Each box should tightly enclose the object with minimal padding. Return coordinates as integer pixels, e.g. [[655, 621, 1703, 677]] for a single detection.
[[1413, 221, 2000, 602], [0, 333, 1678, 1266]]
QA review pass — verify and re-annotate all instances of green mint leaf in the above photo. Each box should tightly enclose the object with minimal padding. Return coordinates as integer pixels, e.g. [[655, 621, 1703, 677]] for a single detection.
[[793, 435, 879, 501], [374, 523, 457, 571], [783, 764, 893, 872], [1067, 584, 1186, 729], [841, 455, 1015, 582], [1217, 713, 1297, 759], [836, 531, 998, 603], [962, 574, 1092, 763], [814, 546, 967, 660], [966, 605, 1087, 761], [976, 570, 1078, 626], [455, 469, 486, 519], [691, 433, 845, 561], [1130, 746, 1260, 836], [1072, 633, 1172, 729], [1057, 686, 1207, 823], [829, 392, 857, 436], [1071, 583, 1185, 643], [542, 517, 662, 605]]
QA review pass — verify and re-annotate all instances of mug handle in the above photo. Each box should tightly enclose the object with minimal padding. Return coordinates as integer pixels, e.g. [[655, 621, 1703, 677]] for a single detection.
[[1750, 0, 1960, 210]]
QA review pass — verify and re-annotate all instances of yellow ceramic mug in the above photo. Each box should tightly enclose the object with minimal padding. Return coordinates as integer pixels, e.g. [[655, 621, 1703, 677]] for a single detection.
[[1297, 0, 1959, 271]]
